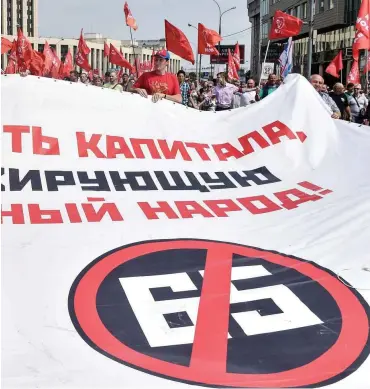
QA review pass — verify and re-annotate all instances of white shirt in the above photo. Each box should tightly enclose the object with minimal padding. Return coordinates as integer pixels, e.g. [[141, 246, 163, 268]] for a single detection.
[[240, 91, 257, 106], [349, 94, 368, 116]]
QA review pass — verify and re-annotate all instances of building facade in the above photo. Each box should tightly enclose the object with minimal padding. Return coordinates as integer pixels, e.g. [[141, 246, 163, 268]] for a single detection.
[[0, 1, 182, 75], [1, 0, 38, 37], [247, 0, 261, 78], [248, 0, 363, 82]]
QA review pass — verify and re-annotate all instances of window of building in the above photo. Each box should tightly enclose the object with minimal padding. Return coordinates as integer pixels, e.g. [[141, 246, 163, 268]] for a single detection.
[[261, 0, 269, 16], [296, 5, 301, 18], [261, 22, 269, 40], [61, 45, 69, 60], [302, 2, 307, 18], [320, 0, 325, 11], [91, 48, 95, 68], [329, 0, 334, 8]]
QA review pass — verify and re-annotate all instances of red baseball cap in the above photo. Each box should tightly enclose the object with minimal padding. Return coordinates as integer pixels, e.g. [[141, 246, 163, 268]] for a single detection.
[[154, 49, 170, 60]]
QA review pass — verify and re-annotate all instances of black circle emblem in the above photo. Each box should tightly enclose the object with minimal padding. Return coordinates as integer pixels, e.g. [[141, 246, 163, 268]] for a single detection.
[[69, 239, 370, 388]]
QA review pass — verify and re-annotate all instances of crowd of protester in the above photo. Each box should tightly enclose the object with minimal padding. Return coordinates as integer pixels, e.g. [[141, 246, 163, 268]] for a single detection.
[[310, 74, 369, 123], [19, 48, 370, 124]]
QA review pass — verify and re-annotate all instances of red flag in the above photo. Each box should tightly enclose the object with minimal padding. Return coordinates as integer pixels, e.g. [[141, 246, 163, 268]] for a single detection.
[[124, 2, 138, 30], [269, 10, 303, 40], [347, 60, 360, 84], [198, 23, 222, 55], [42, 41, 54, 76], [78, 29, 90, 56], [135, 57, 143, 78], [233, 42, 241, 71], [1, 37, 13, 54], [165, 20, 195, 64], [76, 31, 91, 71], [75, 51, 91, 71], [50, 48, 61, 79], [325, 50, 343, 78], [228, 49, 239, 80], [29, 51, 44, 76], [356, 0, 370, 38], [104, 42, 110, 57], [59, 49, 73, 78], [5, 40, 17, 74], [352, 30, 369, 61], [117, 68, 124, 81], [16, 28, 33, 67], [88, 69, 94, 81], [109, 43, 133, 71]]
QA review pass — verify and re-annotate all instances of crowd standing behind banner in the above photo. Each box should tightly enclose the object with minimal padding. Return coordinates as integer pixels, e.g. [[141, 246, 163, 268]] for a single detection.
[[15, 47, 370, 124], [3, 0, 370, 124], [17, 58, 370, 125]]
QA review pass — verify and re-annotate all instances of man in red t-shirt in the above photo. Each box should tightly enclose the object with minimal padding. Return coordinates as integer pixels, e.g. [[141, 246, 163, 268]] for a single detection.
[[132, 50, 182, 104]]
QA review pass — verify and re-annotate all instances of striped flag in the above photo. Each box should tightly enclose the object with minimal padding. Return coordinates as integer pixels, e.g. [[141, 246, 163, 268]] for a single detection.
[[278, 37, 293, 78]]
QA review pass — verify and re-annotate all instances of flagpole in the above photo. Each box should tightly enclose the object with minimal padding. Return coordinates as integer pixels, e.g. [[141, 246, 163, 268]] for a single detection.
[[199, 54, 202, 80], [259, 39, 271, 86], [129, 27, 136, 61], [366, 49, 369, 95], [341, 68, 343, 84]]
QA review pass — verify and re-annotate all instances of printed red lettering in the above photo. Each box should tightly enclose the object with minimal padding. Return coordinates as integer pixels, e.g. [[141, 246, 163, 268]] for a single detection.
[[263, 121, 296, 145], [203, 199, 242, 217], [175, 201, 214, 219], [157, 140, 192, 161], [238, 131, 270, 155], [130, 139, 162, 159], [32, 127, 60, 155], [1, 204, 25, 224], [3, 125, 30, 153], [138, 201, 179, 220], [274, 188, 322, 210], [185, 142, 212, 161], [65, 203, 83, 223], [106, 136, 134, 159], [76, 132, 106, 158], [237, 195, 282, 214], [212, 143, 244, 161], [28, 204, 63, 224], [82, 199, 124, 222]]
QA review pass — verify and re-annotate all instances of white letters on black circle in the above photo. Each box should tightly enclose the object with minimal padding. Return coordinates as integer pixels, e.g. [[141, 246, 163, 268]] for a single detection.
[[119, 265, 322, 348]]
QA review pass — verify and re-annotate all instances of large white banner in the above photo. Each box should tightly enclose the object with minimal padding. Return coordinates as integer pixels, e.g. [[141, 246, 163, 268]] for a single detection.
[[1, 74, 370, 389]]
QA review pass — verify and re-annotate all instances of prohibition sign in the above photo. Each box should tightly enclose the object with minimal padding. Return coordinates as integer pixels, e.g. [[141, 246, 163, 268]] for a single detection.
[[69, 239, 370, 388]]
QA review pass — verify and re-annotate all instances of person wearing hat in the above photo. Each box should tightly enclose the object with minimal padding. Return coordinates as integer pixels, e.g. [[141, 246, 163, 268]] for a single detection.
[[132, 50, 182, 103]]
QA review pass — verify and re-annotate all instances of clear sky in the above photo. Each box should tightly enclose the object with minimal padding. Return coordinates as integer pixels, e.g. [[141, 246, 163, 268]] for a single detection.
[[38, 0, 251, 70]]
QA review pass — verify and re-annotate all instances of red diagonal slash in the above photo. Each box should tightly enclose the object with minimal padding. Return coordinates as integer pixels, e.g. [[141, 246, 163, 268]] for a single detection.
[[190, 246, 233, 372]]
